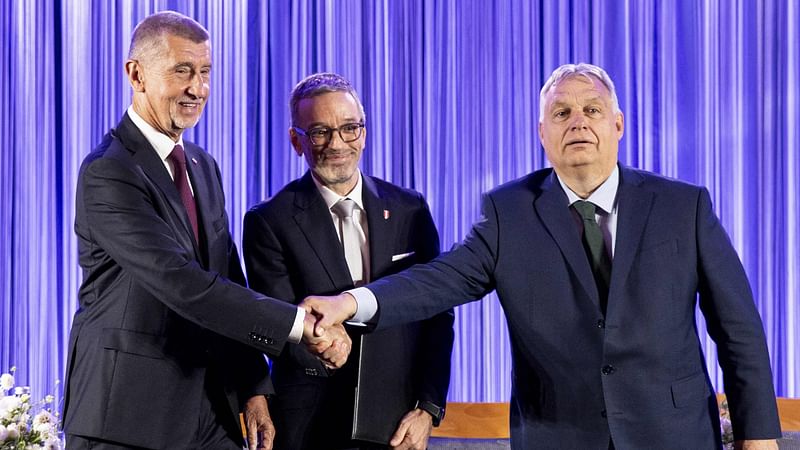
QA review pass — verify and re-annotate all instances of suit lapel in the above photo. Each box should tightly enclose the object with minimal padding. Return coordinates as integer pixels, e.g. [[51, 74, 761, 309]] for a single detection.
[[362, 175, 393, 279], [607, 167, 653, 313], [116, 115, 201, 260], [534, 171, 601, 308], [292, 172, 354, 288]]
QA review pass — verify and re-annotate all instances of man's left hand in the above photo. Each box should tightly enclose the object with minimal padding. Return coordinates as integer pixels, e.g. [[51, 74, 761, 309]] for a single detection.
[[388, 408, 434, 450], [735, 439, 778, 450], [244, 395, 275, 450]]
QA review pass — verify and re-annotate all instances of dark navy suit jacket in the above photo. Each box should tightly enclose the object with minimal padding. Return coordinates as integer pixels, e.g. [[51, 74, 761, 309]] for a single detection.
[[367, 165, 780, 449], [243, 172, 454, 448], [65, 114, 298, 449]]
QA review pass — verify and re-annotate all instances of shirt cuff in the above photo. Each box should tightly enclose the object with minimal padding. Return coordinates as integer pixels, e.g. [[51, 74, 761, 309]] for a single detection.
[[346, 287, 378, 324], [288, 306, 305, 344]]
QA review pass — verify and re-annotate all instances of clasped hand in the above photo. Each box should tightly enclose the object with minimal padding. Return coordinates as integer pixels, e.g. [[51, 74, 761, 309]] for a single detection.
[[300, 293, 359, 368], [302, 305, 351, 369]]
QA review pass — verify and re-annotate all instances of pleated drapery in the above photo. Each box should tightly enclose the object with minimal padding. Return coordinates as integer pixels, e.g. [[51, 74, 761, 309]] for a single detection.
[[1, 0, 798, 403]]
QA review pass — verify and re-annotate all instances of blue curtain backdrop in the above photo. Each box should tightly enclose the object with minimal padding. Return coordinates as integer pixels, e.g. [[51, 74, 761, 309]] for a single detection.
[[1, 0, 798, 405]]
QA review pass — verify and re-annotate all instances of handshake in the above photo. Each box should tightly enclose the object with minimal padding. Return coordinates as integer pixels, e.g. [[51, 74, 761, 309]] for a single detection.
[[299, 293, 360, 369]]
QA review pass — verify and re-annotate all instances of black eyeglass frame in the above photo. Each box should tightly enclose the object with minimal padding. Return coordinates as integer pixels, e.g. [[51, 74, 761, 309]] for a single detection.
[[293, 121, 365, 146]]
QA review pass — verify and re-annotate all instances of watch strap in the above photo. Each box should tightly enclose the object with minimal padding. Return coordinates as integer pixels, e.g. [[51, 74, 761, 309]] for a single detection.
[[415, 400, 445, 426]]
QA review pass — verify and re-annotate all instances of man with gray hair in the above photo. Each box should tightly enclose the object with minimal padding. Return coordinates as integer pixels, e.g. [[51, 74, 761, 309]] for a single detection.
[[243, 72, 454, 449], [302, 63, 781, 449], [65, 11, 349, 450]]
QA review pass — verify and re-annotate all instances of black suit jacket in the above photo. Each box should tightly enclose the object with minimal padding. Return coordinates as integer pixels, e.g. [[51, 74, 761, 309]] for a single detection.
[[64, 113, 298, 449], [367, 165, 781, 449], [243, 172, 454, 446]]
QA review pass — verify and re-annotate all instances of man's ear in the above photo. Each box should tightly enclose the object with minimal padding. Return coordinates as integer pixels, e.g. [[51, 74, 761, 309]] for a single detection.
[[125, 59, 145, 92], [615, 111, 625, 140], [289, 128, 303, 157], [538, 121, 544, 143]]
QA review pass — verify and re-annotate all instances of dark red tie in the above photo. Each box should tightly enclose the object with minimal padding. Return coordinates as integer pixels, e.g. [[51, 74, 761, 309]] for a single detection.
[[168, 144, 199, 242]]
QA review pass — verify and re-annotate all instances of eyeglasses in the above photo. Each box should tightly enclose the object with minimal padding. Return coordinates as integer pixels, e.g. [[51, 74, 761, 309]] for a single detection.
[[293, 122, 365, 146]]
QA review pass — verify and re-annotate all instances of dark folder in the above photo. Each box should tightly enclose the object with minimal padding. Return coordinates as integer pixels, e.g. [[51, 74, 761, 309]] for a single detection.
[[351, 322, 422, 444]]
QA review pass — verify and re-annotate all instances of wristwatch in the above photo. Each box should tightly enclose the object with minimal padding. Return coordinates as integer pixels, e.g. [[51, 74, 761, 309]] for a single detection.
[[415, 400, 445, 426]]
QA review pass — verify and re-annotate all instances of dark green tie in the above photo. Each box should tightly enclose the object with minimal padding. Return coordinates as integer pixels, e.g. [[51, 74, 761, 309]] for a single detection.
[[573, 200, 612, 313]]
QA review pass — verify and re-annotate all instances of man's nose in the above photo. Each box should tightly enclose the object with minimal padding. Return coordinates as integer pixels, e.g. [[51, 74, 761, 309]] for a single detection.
[[186, 73, 208, 98], [569, 116, 588, 131], [326, 128, 347, 148]]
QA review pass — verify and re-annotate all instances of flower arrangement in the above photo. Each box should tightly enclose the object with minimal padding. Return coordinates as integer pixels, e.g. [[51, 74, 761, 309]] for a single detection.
[[0, 368, 62, 450], [719, 398, 734, 450]]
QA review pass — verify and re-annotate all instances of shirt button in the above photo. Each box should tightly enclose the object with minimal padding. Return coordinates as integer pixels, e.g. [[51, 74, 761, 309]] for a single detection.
[[601, 365, 616, 375]]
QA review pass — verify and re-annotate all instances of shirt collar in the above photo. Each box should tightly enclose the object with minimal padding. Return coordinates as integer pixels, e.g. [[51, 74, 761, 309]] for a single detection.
[[312, 169, 365, 212], [557, 164, 619, 214], [127, 105, 185, 162]]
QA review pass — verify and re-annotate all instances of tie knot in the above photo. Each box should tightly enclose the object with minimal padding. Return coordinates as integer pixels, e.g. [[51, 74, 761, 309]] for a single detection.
[[573, 200, 597, 221], [168, 144, 187, 169], [331, 198, 357, 219]]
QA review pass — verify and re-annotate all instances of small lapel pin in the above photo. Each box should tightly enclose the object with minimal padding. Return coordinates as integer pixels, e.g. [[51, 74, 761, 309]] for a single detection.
[[191, 157, 198, 165], [383, 209, 390, 220]]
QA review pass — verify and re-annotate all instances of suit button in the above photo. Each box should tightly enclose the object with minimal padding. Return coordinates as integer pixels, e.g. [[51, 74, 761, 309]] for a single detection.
[[265, 338, 274, 345], [601, 410, 607, 418], [596, 319, 605, 328], [601, 365, 616, 375]]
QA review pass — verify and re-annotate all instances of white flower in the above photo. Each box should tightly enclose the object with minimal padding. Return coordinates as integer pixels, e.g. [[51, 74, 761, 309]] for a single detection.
[[0, 373, 14, 390], [44, 435, 63, 450], [17, 418, 29, 432], [7, 422, 20, 439], [33, 410, 56, 434], [0, 394, 21, 413], [34, 410, 55, 425], [0, 367, 64, 448], [45, 436, 62, 448]]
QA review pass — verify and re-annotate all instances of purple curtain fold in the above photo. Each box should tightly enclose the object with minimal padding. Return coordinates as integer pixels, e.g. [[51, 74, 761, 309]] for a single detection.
[[1, 0, 798, 403]]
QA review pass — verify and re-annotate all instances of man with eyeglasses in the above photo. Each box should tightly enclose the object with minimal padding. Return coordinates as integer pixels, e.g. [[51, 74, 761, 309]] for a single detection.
[[242, 72, 454, 450]]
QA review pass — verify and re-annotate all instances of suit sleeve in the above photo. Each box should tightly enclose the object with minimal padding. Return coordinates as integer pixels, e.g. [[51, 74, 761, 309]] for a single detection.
[[78, 156, 297, 356], [225, 236, 275, 402], [242, 208, 328, 373], [694, 188, 781, 439], [369, 193, 499, 329], [409, 195, 455, 409]]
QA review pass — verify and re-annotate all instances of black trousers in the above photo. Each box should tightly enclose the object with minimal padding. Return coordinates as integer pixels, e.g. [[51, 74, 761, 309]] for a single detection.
[[271, 368, 389, 450]]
